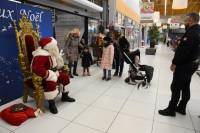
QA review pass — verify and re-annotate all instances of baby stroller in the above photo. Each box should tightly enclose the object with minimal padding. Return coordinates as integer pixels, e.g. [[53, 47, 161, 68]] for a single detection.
[[123, 49, 154, 89]]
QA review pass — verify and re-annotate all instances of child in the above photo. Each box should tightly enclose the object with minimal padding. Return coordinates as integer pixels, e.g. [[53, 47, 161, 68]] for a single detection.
[[80, 47, 93, 76], [101, 36, 114, 81]]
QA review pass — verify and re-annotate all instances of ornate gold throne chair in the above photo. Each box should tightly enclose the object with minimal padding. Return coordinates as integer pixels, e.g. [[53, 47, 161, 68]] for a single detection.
[[13, 15, 45, 112]]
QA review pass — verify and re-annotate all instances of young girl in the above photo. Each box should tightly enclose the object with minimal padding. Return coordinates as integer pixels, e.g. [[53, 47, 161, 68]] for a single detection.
[[101, 36, 114, 81], [80, 47, 93, 76]]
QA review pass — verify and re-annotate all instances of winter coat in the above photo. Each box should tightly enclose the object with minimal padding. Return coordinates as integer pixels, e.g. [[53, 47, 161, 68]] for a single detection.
[[113, 41, 119, 58], [101, 44, 114, 69], [81, 51, 93, 68], [64, 37, 80, 62]]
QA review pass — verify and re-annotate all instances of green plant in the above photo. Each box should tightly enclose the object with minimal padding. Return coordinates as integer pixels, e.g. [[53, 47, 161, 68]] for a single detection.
[[148, 24, 160, 48]]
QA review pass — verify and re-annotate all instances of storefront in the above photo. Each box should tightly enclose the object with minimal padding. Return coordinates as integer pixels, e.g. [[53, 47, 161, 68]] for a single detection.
[[88, 19, 98, 46], [109, 0, 140, 49], [54, 11, 85, 49], [27, 0, 103, 47]]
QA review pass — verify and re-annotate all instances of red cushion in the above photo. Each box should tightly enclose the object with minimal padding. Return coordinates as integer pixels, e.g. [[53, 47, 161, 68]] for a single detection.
[[0, 104, 36, 126]]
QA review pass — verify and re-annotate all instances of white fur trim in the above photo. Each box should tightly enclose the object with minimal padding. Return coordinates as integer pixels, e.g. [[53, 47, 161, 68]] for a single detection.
[[44, 89, 59, 100], [34, 109, 44, 117], [46, 70, 58, 82], [55, 71, 59, 77], [32, 47, 50, 57], [43, 37, 57, 50], [51, 56, 57, 68], [63, 85, 69, 93]]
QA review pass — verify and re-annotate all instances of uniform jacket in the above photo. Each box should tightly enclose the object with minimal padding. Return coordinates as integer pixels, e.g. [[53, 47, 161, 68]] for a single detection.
[[172, 24, 200, 66]]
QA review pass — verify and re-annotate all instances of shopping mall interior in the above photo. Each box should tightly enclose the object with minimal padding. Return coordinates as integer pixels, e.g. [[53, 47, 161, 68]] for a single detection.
[[0, 0, 200, 133]]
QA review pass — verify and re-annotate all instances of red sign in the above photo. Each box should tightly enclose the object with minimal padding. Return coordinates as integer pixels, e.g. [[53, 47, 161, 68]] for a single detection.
[[141, 2, 154, 14]]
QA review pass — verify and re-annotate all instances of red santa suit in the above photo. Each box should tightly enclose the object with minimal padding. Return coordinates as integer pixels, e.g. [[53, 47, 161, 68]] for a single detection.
[[31, 37, 70, 100]]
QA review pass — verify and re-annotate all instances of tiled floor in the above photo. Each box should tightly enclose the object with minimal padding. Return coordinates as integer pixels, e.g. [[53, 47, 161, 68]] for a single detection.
[[0, 45, 200, 133]]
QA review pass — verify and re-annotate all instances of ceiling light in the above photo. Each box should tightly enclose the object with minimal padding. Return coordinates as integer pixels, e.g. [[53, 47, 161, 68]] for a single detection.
[[172, 0, 188, 9]]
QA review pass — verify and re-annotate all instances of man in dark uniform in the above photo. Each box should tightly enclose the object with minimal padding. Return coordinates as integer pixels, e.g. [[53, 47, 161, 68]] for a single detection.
[[159, 13, 200, 117]]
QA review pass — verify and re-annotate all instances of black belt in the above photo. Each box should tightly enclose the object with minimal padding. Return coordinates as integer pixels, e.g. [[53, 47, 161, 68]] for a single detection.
[[51, 67, 57, 72], [192, 59, 200, 64]]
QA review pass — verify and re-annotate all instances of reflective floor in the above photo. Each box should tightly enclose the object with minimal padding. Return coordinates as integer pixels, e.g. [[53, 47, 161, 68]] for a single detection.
[[0, 45, 200, 133]]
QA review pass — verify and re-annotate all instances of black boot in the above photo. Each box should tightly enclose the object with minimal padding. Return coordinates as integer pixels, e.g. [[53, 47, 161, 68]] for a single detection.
[[69, 73, 74, 78], [61, 92, 75, 102], [48, 100, 58, 114], [73, 73, 79, 76], [102, 76, 106, 80], [176, 101, 186, 115], [113, 72, 118, 76], [158, 107, 176, 117], [158, 102, 176, 117], [118, 72, 122, 77], [106, 77, 111, 81]]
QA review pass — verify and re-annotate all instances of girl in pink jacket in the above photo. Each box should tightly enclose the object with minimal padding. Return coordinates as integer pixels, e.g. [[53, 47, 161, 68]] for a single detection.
[[101, 36, 114, 81]]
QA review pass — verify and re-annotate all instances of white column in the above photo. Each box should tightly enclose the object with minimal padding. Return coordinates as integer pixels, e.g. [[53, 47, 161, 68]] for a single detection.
[[108, 0, 116, 25]]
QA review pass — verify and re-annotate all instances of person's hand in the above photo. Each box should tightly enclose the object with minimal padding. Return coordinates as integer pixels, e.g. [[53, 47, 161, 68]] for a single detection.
[[170, 64, 176, 72], [66, 53, 69, 59], [59, 49, 65, 57]]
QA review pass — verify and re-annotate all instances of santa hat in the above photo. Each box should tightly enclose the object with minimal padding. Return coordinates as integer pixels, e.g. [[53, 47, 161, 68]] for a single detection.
[[39, 37, 57, 50]]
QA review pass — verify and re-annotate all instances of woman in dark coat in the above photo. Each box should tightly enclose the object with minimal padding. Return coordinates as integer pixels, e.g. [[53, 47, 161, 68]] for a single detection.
[[113, 36, 130, 77]]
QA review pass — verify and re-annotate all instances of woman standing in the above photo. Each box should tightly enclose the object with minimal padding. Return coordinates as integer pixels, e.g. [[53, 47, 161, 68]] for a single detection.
[[64, 29, 83, 78], [113, 32, 125, 77], [101, 36, 114, 81]]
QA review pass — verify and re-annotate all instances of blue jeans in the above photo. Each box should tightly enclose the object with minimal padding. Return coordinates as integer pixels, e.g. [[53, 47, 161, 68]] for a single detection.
[[103, 69, 111, 78]]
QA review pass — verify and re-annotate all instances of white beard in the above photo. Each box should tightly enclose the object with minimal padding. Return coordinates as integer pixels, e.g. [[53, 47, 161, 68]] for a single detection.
[[48, 45, 64, 69]]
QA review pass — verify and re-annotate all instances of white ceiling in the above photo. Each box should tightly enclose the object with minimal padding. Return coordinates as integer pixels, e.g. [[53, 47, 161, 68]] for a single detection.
[[60, 0, 103, 12]]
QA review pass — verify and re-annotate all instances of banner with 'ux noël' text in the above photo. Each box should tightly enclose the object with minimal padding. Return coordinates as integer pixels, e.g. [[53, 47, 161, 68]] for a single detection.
[[0, 0, 53, 105]]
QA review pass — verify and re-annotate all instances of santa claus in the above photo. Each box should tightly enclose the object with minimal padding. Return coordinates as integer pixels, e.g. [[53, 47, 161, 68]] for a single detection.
[[31, 37, 75, 114]]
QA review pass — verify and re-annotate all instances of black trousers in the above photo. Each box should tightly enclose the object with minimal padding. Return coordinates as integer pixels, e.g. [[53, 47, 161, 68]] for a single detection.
[[68, 61, 78, 74], [169, 63, 198, 110], [114, 57, 124, 74]]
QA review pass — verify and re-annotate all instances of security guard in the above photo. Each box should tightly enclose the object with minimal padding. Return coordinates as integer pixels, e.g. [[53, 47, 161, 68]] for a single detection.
[[159, 13, 200, 117]]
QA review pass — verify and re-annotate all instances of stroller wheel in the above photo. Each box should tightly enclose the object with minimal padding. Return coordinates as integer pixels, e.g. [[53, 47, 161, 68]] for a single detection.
[[142, 81, 146, 87], [137, 81, 147, 89], [125, 77, 130, 83]]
